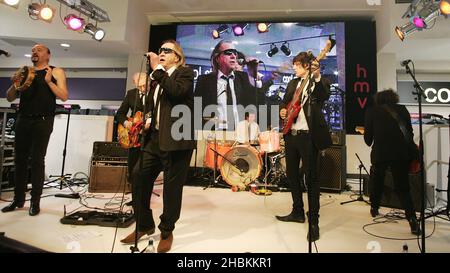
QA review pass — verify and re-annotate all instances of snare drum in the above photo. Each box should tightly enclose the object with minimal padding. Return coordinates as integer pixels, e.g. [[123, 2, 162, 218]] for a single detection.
[[259, 131, 281, 154], [204, 140, 234, 170]]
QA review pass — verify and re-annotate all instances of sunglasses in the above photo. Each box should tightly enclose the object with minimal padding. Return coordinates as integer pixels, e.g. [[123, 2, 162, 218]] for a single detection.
[[220, 49, 238, 56], [158, 47, 178, 55]]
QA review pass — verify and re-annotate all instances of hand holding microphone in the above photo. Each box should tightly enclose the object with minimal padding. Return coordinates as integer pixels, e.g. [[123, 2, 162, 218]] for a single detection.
[[144, 52, 159, 70]]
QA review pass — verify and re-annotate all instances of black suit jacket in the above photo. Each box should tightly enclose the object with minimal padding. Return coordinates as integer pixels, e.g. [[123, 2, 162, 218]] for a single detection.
[[146, 66, 196, 152], [194, 71, 260, 112], [281, 77, 332, 150], [364, 104, 413, 163], [115, 88, 145, 126]]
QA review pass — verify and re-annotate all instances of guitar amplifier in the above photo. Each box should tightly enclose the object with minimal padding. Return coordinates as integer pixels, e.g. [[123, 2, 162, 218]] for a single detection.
[[317, 145, 347, 192], [89, 161, 129, 193], [92, 141, 128, 162]]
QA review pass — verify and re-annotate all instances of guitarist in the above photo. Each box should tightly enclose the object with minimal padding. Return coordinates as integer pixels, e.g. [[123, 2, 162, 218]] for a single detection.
[[276, 51, 332, 242], [116, 72, 148, 205]]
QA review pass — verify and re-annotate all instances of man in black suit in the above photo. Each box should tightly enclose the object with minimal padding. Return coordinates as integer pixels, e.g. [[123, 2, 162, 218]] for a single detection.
[[276, 51, 332, 242], [120, 40, 195, 253], [364, 89, 420, 235], [194, 40, 257, 130], [115, 72, 148, 206]]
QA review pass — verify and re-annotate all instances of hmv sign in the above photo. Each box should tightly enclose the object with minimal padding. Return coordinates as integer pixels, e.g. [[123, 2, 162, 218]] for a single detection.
[[398, 81, 450, 106]]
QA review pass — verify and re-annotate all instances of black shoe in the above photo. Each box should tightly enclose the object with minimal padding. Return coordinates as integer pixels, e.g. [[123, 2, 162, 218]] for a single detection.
[[125, 200, 133, 206], [408, 217, 421, 236], [276, 211, 305, 223], [1, 200, 25, 213], [370, 207, 379, 217], [29, 201, 40, 216], [307, 224, 320, 242]]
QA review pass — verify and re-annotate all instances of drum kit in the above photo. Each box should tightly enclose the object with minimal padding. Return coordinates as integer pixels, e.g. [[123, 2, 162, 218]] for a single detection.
[[202, 127, 287, 191]]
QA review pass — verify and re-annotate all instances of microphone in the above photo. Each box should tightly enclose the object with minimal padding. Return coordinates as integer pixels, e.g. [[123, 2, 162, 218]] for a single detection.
[[401, 59, 412, 67], [0, 49, 11, 57]]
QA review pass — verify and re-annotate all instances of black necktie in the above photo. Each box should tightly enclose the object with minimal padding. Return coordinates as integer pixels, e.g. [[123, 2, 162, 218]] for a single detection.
[[221, 75, 233, 106]]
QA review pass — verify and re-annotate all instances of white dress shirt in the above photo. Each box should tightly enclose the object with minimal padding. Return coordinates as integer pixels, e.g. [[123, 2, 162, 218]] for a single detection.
[[291, 76, 321, 131]]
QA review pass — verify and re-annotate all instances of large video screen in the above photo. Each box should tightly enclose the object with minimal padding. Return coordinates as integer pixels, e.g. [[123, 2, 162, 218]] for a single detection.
[[176, 22, 346, 131]]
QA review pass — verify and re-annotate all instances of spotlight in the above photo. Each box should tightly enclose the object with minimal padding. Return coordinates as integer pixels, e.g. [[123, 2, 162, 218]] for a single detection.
[[395, 22, 417, 41], [440, 0, 450, 15], [411, 16, 426, 28], [280, 42, 291, 57], [64, 14, 85, 31], [84, 23, 105, 41], [232, 24, 248, 36], [256, 23, 271, 33], [267, 43, 279, 58], [413, 2, 441, 29], [28, 3, 55, 22], [212, 24, 229, 39], [3, 0, 20, 7]]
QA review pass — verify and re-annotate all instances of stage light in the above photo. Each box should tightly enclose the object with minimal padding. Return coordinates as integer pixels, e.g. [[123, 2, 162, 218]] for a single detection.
[[28, 2, 55, 22], [3, 0, 20, 6], [412, 16, 426, 28], [84, 23, 105, 41], [267, 43, 279, 58], [212, 24, 229, 39], [413, 2, 441, 29], [280, 42, 291, 57], [395, 22, 417, 41], [64, 14, 85, 31], [440, 0, 450, 15], [232, 24, 248, 36], [257, 23, 271, 33]]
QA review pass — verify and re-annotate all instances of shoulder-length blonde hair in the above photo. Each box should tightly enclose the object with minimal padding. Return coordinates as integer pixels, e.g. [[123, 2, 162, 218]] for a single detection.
[[161, 39, 186, 67]]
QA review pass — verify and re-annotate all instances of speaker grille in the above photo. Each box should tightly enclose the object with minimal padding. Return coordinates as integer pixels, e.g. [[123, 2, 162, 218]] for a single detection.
[[89, 163, 129, 193], [317, 146, 347, 192]]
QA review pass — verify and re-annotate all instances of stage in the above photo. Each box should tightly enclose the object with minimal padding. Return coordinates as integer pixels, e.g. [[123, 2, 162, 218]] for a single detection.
[[0, 182, 449, 253]]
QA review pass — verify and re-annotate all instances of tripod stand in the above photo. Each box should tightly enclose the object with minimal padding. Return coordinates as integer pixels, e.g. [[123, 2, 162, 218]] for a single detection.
[[203, 124, 228, 190], [341, 153, 370, 205], [49, 105, 80, 199]]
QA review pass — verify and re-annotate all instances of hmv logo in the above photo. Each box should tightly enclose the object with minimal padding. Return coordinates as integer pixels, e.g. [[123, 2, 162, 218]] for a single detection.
[[353, 64, 371, 109]]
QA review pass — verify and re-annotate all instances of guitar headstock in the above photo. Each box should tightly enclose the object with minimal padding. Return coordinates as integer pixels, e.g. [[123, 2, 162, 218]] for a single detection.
[[316, 39, 333, 62]]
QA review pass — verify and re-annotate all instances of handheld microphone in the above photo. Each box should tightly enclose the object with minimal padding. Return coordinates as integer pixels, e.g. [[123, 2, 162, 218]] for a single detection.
[[401, 59, 412, 67], [0, 50, 11, 57]]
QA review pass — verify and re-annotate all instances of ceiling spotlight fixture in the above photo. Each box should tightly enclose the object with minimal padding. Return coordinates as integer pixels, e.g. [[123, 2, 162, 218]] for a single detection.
[[256, 23, 271, 33], [84, 23, 105, 42], [267, 43, 279, 58], [280, 42, 291, 57], [3, 0, 20, 7], [64, 14, 85, 31], [28, 2, 55, 22], [395, 22, 417, 41], [232, 23, 248, 36], [440, 0, 450, 15], [212, 24, 229, 39]]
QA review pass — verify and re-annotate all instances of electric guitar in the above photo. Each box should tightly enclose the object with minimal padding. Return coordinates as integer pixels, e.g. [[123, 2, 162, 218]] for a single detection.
[[117, 111, 144, 148], [282, 39, 334, 135]]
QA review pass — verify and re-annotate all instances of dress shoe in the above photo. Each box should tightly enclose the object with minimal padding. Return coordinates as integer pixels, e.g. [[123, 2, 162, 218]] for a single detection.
[[125, 200, 133, 206], [120, 227, 155, 244], [157, 232, 173, 253], [408, 217, 421, 236], [29, 201, 40, 216], [370, 207, 379, 217], [276, 211, 305, 223], [1, 200, 25, 213], [307, 224, 320, 242]]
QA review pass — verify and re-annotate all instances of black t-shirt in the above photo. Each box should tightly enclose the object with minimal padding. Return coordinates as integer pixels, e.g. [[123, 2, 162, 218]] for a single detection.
[[18, 66, 57, 116]]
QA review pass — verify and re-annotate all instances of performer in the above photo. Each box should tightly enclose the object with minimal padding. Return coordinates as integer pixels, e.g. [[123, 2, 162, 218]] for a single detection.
[[2, 44, 68, 216], [364, 89, 420, 235], [194, 40, 256, 130], [120, 40, 195, 253], [276, 51, 332, 242], [236, 111, 260, 144], [115, 72, 148, 206]]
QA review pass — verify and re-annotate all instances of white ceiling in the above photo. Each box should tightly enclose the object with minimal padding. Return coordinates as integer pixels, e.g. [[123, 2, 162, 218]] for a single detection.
[[1, 0, 449, 68]]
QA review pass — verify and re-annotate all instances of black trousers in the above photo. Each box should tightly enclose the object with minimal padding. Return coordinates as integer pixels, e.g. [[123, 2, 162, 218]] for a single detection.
[[284, 131, 320, 224], [370, 160, 415, 218], [13, 116, 54, 202], [132, 131, 193, 233]]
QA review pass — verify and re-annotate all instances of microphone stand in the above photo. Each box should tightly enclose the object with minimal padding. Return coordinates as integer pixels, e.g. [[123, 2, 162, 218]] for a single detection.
[[404, 61, 426, 253]]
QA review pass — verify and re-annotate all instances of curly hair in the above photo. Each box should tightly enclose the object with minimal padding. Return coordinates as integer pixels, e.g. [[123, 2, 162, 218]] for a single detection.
[[292, 51, 316, 67], [374, 89, 399, 105]]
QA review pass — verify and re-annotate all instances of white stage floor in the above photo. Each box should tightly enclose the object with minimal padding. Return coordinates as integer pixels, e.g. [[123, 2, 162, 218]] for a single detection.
[[1, 183, 449, 253]]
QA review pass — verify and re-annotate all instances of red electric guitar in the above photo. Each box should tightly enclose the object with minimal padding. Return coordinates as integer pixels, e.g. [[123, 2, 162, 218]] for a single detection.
[[282, 39, 334, 135]]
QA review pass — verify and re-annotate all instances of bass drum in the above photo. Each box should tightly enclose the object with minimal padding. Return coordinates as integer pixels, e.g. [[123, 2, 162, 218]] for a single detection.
[[220, 145, 262, 188]]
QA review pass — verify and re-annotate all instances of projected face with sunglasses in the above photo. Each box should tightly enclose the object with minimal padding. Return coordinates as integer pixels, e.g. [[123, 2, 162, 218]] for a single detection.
[[216, 42, 238, 76], [158, 42, 181, 70]]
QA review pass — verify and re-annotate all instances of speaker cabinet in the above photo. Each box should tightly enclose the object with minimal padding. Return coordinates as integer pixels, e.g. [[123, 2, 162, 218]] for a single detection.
[[364, 171, 435, 212], [89, 162, 129, 193], [318, 145, 347, 192]]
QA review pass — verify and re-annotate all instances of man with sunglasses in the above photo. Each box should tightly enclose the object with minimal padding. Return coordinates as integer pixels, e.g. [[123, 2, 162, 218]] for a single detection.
[[195, 40, 256, 130], [120, 40, 195, 253]]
